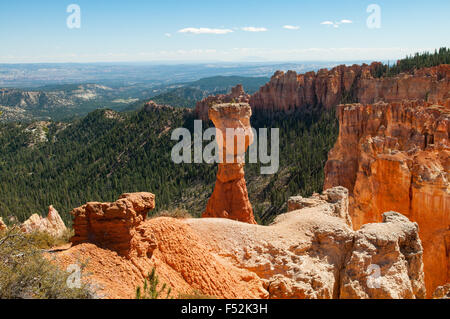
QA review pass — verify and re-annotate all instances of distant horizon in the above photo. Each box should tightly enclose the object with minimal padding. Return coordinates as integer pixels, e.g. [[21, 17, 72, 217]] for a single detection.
[[0, 59, 376, 65], [0, 56, 421, 66], [0, 54, 442, 89], [0, 49, 433, 65]]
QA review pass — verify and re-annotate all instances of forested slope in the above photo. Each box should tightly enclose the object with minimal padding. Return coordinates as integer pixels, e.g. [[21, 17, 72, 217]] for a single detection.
[[0, 104, 337, 225]]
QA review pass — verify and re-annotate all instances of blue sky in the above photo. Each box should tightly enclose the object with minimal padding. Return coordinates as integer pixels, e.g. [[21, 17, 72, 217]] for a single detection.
[[0, 0, 449, 63]]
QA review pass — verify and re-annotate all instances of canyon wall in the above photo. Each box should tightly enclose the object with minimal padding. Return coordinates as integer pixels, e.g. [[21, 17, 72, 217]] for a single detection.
[[195, 64, 449, 120], [324, 99, 450, 296], [249, 64, 449, 113]]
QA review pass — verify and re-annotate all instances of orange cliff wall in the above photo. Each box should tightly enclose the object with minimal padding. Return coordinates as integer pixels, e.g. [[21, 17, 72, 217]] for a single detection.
[[248, 64, 450, 113], [195, 64, 449, 120], [324, 99, 450, 296]]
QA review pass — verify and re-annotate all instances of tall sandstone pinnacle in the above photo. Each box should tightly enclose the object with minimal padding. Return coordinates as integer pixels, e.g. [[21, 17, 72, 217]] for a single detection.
[[324, 99, 450, 297], [202, 102, 257, 224]]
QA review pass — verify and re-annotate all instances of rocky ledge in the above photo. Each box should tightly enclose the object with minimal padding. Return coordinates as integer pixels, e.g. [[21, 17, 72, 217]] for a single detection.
[[52, 188, 426, 299]]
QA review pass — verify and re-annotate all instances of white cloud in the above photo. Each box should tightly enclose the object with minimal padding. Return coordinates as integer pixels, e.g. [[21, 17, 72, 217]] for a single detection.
[[241, 27, 268, 32], [165, 33, 172, 37], [283, 25, 300, 30], [321, 19, 353, 28], [178, 27, 233, 35]]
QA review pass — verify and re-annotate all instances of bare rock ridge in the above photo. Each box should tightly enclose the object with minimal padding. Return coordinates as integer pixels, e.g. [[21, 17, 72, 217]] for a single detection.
[[194, 64, 450, 120], [192, 187, 425, 299], [288, 186, 353, 228], [324, 99, 450, 296], [202, 102, 257, 224], [57, 188, 425, 299], [0, 206, 66, 236], [20, 205, 67, 237]]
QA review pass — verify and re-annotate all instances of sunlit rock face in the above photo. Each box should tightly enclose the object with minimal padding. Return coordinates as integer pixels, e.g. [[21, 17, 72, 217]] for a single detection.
[[70, 192, 157, 258], [249, 64, 449, 113], [202, 102, 256, 224], [63, 192, 266, 299], [324, 99, 450, 297]]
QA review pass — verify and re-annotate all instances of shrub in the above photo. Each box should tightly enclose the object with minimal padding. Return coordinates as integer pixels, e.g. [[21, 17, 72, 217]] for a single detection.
[[0, 227, 93, 299], [27, 228, 74, 250], [136, 267, 172, 299]]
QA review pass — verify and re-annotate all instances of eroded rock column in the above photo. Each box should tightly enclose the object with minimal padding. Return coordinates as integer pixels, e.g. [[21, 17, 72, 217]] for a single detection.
[[70, 192, 157, 258], [202, 103, 256, 224]]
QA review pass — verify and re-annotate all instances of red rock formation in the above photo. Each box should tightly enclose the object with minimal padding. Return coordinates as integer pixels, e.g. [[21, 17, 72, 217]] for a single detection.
[[202, 102, 256, 224], [62, 192, 266, 299], [324, 99, 450, 296], [191, 188, 426, 299], [195, 84, 250, 121], [56, 217, 266, 299], [71, 192, 157, 258], [249, 64, 450, 113], [54, 188, 425, 299], [21, 205, 67, 237]]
